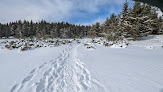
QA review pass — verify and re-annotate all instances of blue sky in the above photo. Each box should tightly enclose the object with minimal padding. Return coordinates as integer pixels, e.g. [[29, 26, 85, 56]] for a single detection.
[[0, 0, 134, 25]]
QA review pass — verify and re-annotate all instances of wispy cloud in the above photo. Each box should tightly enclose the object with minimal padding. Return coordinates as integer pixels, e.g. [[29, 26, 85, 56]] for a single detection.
[[0, 0, 133, 24]]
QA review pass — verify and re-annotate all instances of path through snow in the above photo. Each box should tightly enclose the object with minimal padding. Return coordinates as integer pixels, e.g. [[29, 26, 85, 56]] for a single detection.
[[10, 44, 91, 92]]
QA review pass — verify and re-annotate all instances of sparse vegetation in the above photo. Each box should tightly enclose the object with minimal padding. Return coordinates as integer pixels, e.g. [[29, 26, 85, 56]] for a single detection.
[[5, 45, 11, 50], [87, 46, 95, 49], [0, 39, 76, 51]]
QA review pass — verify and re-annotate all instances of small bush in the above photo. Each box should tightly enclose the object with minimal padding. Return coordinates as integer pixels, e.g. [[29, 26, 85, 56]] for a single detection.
[[49, 40, 54, 43], [10, 41, 15, 45], [62, 41, 66, 45], [91, 39, 95, 43], [35, 45, 40, 48], [5, 45, 11, 50], [103, 42, 109, 47], [77, 40, 81, 44], [21, 47, 29, 51], [87, 46, 95, 49], [67, 40, 72, 43], [54, 43, 58, 47], [29, 44, 34, 46], [87, 46, 91, 49], [126, 43, 129, 46], [84, 44, 89, 46], [12, 45, 17, 49], [21, 40, 25, 42], [103, 42, 112, 47]]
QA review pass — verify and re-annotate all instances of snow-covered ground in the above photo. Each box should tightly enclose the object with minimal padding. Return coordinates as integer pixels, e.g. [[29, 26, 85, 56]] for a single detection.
[[0, 35, 163, 92]]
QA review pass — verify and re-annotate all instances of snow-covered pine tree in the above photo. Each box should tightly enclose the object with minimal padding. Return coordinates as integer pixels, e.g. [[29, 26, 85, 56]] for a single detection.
[[120, 0, 131, 38], [0, 23, 2, 38], [101, 13, 122, 41], [158, 16, 163, 34], [121, 1, 160, 40], [88, 22, 100, 38]]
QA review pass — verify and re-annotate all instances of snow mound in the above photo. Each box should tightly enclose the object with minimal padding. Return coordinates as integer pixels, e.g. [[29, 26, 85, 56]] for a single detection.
[[129, 35, 163, 49]]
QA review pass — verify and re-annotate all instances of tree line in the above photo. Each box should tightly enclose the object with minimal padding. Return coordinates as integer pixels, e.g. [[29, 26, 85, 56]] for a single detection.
[[0, 1, 163, 40], [0, 20, 91, 39]]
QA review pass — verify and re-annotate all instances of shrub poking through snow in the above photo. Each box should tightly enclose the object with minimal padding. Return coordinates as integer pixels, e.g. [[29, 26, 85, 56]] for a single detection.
[[5, 45, 11, 50], [103, 42, 109, 47], [76, 40, 81, 44], [103, 42, 112, 47], [35, 45, 41, 48], [87, 46, 95, 49], [125, 42, 129, 46], [21, 43, 30, 51], [29, 44, 34, 46], [91, 39, 100, 44], [62, 41, 66, 45], [10, 41, 15, 45], [67, 40, 72, 43], [0, 38, 77, 51], [21, 47, 28, 51], [84, 44, 89, 46]]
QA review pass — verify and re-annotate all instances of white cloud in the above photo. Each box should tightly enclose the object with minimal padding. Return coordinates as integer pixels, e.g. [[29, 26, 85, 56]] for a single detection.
[[78, 17, 106, 26], [0, 0, 126, 24]]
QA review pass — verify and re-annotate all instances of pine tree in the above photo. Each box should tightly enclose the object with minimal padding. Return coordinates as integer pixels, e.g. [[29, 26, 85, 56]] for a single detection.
[[120, 0, 131, 38], [122, 0, 129, 19], [0, 23, 2, 38], [94, 22, 101, 36], [29, 20, 35, 37], [158, 16, 163, 34], [120, 1, 160, 40]]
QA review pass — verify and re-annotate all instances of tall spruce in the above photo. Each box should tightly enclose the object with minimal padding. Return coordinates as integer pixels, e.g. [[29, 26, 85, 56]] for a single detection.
[[120, 1, 160, 40], [120, 0, 131, 38]]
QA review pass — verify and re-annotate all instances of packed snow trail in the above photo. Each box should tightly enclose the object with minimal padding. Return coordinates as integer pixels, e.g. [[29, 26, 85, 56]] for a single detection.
[[10, 45, 91, 92]]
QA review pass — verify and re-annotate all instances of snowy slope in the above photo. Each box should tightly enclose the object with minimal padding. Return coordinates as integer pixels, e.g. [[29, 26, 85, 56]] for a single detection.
[[0, 35, 163, 92], [129, 35, 163, 49]]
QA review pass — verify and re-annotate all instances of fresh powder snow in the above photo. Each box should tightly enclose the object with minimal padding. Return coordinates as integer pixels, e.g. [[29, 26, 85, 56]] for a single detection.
[[0, 35, 163, 92]]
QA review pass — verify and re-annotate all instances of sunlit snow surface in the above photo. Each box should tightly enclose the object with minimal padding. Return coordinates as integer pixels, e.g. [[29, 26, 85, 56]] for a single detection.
[[0, 35, 163, 92]]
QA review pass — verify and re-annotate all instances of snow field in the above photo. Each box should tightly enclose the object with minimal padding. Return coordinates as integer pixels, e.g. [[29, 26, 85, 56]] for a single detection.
[[0, 35, 163, 92], [10, 44, 91, 92]]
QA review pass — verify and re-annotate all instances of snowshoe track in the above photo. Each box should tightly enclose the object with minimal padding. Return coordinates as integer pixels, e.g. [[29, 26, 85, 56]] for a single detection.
[[10, 45, 91, 92]]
